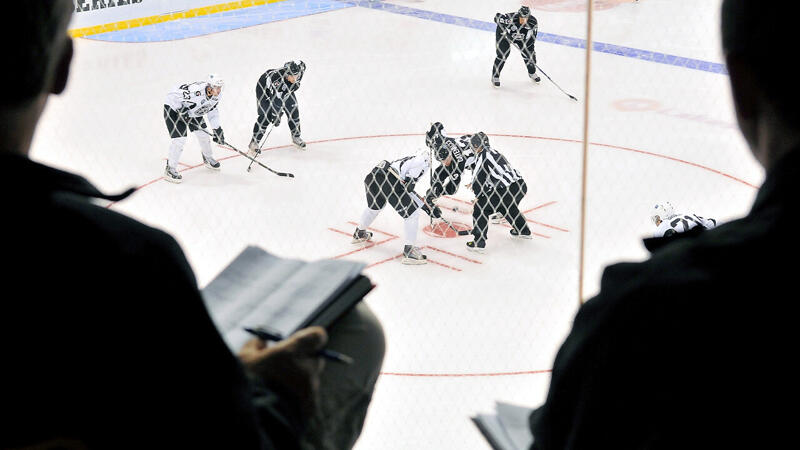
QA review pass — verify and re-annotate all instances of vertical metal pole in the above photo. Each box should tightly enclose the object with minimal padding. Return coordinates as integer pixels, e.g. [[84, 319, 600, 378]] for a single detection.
[[579, 0, 594, 306]]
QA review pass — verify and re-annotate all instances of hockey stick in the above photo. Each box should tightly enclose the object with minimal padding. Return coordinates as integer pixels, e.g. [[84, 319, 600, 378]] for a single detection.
[[225, 140, 294, 178], [534, 63, 578, 102], [413, 191, 462, 235], [247, 122, 275, 173], [428, 145, 434, 228], [201, 129, 294, 178], [496, 22, 578, 102]]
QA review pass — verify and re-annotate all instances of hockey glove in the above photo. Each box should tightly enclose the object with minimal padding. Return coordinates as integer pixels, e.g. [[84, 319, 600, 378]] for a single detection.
[[272, 112, 282, 127], [213, 127, 225, 144], [420, 202, 442, 219]]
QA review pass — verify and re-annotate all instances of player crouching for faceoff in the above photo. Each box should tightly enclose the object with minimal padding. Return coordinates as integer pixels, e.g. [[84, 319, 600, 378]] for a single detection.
[[493, 5, 539, 87], [163, 74, 226, 184], [249, 60, 306, 156], [467, 132, 532, 253], [352, 151, 434, 265], [651, 202, 717, 238], [421, 122, 476, 220]]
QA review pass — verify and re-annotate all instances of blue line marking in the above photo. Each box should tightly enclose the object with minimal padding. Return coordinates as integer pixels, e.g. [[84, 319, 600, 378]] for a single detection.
[[342, 0, 727, 75], [86, 0, 727, 75], [86, 0, 354, 42]]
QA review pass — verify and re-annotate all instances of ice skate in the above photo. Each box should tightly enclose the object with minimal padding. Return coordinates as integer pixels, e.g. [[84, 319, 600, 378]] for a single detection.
[[352, 228, 373, 244], [202, 154, 221, 170], [292, 135, 306, 150], [489, 212, 506, 224], [247, 139, 261, 158], [465, 241, 486, 254], [510, 229, 532, 240], [164, 163, 182, 184], [402, 245, 427, 265]]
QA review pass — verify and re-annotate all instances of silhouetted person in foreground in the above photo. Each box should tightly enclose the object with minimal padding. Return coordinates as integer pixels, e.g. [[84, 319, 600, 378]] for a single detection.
[[1, 3, 383, 449], [527, 2, 798, 448]]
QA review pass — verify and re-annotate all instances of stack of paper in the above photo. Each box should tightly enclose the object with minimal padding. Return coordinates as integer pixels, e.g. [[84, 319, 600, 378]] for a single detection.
[[201, 245, 371, 351], [472, 401, 535, 450]]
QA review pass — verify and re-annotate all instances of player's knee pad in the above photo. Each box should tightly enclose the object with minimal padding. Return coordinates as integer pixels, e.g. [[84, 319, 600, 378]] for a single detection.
[[192, 130, 212, 152], [169, 136, 188, 150]]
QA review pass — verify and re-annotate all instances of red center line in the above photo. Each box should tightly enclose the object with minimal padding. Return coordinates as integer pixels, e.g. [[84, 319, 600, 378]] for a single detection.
[[424, 246, 482, 264], [347, 221, 399, 239], [380, 369, 552, 377]]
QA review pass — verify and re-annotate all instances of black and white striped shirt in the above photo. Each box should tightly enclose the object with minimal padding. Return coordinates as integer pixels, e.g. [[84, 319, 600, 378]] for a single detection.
[[471, 147, 522, 196]]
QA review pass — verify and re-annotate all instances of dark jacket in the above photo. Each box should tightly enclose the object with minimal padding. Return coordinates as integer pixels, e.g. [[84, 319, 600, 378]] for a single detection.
[[1, 155, 300, 449], [529, 150, 800, 449]]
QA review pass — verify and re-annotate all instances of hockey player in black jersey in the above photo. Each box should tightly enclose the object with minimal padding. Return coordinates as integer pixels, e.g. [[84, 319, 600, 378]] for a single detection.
[[467, 132, 532, 253], [493, 5, 539, 87], [352, 151, 434, 265], [421, 122, 475, 219], [248, 60, 306, 155]]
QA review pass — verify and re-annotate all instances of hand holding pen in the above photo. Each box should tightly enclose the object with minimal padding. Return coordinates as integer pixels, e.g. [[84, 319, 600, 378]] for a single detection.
[[238, 326, 329, 418], [244, 327, 354, 364]]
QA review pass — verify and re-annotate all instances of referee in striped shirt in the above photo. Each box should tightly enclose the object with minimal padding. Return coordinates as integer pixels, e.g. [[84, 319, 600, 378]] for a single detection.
[[467, 132, 532, 252]]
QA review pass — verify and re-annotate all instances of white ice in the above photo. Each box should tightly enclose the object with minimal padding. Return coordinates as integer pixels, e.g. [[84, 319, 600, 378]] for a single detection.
[[32, 0, 762, 448]]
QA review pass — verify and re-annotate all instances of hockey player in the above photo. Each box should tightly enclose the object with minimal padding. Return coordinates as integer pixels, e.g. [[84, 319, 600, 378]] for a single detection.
[[492, 5, 540, 87], [163, 74, 226, 183], [352, 151, 432, 265], [467, 132, 532, 253], [249, 60, 306, 155], [651, 202, 717, 238], [421, 122, 476, 218]]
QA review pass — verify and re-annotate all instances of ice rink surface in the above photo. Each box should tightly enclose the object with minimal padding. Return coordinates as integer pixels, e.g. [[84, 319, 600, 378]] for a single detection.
[[34, 0, 763, 448]]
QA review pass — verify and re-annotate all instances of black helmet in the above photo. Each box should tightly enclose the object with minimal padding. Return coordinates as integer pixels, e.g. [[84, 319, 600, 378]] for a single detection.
[[469, 132, 490, 152], [426, 122, 449, 161], [283, 61, 301, 76], [519, 6, 530, 17]]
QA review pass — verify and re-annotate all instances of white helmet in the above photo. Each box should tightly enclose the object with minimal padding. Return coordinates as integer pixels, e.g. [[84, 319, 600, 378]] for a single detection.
[[417, 148, 432, 167], [207, 73, 224, 90], [652, 202, 676, 225]]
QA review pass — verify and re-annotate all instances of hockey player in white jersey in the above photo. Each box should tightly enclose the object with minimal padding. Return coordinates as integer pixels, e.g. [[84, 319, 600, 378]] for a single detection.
[[352, 151, 433, 264], [162, 74, 226, 183], [651, 202, 717, 238]]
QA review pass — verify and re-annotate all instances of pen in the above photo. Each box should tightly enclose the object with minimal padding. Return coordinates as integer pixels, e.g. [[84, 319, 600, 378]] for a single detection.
[[243, 327, 354, 365]]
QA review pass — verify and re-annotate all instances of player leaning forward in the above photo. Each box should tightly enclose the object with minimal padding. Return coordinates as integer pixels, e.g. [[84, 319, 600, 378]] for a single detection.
[[163, 74, 226, 183], [467, 132, 532, 253], [422, 122, 475, 218], [493, 5, 539, 87], [352, 151, 433, 265], [249, 60, 306, 155]]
